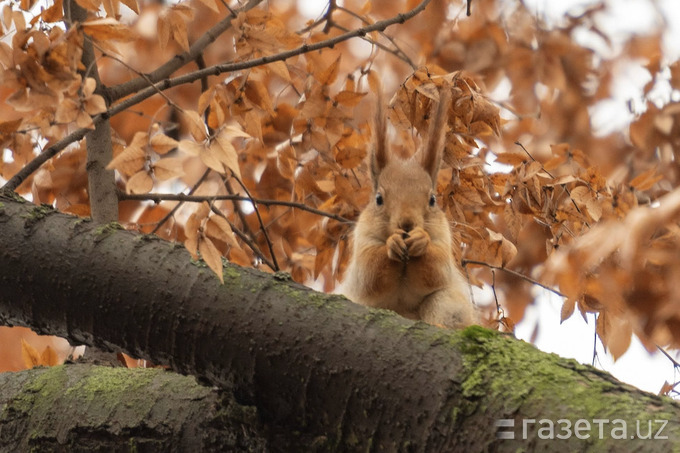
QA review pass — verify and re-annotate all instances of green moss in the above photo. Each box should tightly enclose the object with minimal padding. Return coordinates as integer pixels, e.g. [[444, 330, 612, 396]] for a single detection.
[[0, 189, 27, 203], [454, 326, 679, 445], [65, 365, 159, 403], [224, 266, 241, 280], [93, 222, 124, 236], [21, 204, 54, 227], [11, 365, 70, 415], [273, 271, 293, 281]]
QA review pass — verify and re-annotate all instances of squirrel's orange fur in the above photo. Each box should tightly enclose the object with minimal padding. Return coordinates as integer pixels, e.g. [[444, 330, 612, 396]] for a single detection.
[[342, 88, 477, 328]]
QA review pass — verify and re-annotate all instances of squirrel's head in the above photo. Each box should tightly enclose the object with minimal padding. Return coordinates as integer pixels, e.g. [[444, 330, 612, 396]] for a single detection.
[[367, 88, 451, 237]]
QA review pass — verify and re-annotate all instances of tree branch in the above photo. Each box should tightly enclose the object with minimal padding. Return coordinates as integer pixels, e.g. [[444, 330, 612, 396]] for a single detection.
[[119, 191, 353, 223], [227, 174, 280, 271], [106, 0, 263, 102], [64, 0, 118, 222], [1, 192, 679, 451], [462, 259, 565, 298]]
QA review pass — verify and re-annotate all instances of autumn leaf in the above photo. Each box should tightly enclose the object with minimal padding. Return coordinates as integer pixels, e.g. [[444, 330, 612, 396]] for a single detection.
[[150, 133, 178, 155], [630, 167, 663, 191], [81, 18, 137, 43], [199, 236, 224, 284], [152, 157, 183, 181], [126, 170, 154, 194], [107, 132, 148, 176], [21, 338, 41, 368], [40, 345, 59, 366], [317, 55, 341, 85]]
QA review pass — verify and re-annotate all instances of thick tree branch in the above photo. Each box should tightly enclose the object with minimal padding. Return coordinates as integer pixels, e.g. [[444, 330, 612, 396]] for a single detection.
[[1, 192, 679, 451], [0, 363, 267, 451], [64, 0, 118, 222]]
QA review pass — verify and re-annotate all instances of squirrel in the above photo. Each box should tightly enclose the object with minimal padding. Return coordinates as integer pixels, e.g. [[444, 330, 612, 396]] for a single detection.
[[342, 87, 477, 329]]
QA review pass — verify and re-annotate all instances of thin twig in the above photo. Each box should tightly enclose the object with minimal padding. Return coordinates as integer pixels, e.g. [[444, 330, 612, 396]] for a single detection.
[[107, 0, 263, 102], [336, 5, 417, 68], [657, 345, 680, 369], [223, 178, 256, 239], [462, 259, 565, 298], [94, 44, 180, 110], [227, 173, 280, 271], [209, 204, 276, 271], [150, 168, 212, 234], [119, 192, 353, 223], [323, 0, 338, 34], [592, 319, 598, 367]]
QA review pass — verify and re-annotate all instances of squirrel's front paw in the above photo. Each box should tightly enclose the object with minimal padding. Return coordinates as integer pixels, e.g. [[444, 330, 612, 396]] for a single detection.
[[405, 227, 430, 257], [387, 230, 408, 262]]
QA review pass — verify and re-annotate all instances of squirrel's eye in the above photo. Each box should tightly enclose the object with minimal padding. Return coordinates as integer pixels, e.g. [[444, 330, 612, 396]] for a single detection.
[[429, 194, 437, 207], [375, 193, 384, 206]]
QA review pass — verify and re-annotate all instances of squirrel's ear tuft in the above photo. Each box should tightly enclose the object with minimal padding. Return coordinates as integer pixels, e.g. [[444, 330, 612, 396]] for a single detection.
[[370, 89, 389, 186], [421, 88, 451, 184]]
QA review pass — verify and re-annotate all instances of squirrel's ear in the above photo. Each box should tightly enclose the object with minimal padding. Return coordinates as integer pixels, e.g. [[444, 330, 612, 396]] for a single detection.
[[370, 91, 388, 186], [421, 87, 451, 184]]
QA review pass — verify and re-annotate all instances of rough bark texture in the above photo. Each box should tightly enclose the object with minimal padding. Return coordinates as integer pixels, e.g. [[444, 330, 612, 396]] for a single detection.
[[1, 192, 680, 452], [65, 0, 119, 223], [0, 364, 266, 452]]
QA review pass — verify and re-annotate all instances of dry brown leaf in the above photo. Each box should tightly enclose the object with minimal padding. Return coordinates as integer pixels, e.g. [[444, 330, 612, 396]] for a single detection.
[[38, 0, 64, 23], [150, 133, 178, 155], [184, 110, 208, 142], [630, 167, 663, 191], [21, 338, 41, 368], [107, 132, 148, 175], [199, 236, 224, 284], [317, 55, 341, 85], [560, 298, 576, 323], [40, 345, 59, 366], [126, 170, 154, 194], [334, 90, 366, 108], [152, 157, 183, 181], [267, 60, 291, 82], [74, 0, 100, 11], [81, 18, 136, 42]]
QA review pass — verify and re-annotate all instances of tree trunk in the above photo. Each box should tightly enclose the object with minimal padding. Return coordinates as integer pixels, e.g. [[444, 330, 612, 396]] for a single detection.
[[0, 192, 679, 452], [64, 0, 119, 223]]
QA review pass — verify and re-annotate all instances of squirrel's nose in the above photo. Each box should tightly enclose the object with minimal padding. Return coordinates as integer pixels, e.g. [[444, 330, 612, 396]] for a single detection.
[[399, 219, 414, 233]]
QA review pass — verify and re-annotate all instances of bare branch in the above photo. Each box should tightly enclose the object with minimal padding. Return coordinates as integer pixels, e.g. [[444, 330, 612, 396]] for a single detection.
[[209, 204, 277, 271], [228, 174, 280, 271], [150, 168, 212, 235], [119, 192, 353, 224], [462, 259, 565, 298]]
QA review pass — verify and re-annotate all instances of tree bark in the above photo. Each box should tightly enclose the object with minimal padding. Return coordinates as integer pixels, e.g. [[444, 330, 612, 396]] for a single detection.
[[64, 0, 119, 223], [0, 192, 679, 452], [0, 363, 267, 452]]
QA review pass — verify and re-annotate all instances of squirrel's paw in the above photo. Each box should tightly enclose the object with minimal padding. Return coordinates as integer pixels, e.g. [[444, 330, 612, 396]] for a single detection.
[[387, 230, 408, 262], [405, 227, 430, 257]]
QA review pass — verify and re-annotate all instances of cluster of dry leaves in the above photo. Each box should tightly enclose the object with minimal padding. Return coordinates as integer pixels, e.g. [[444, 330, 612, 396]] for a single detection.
[[2, 0, 680, 393]]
